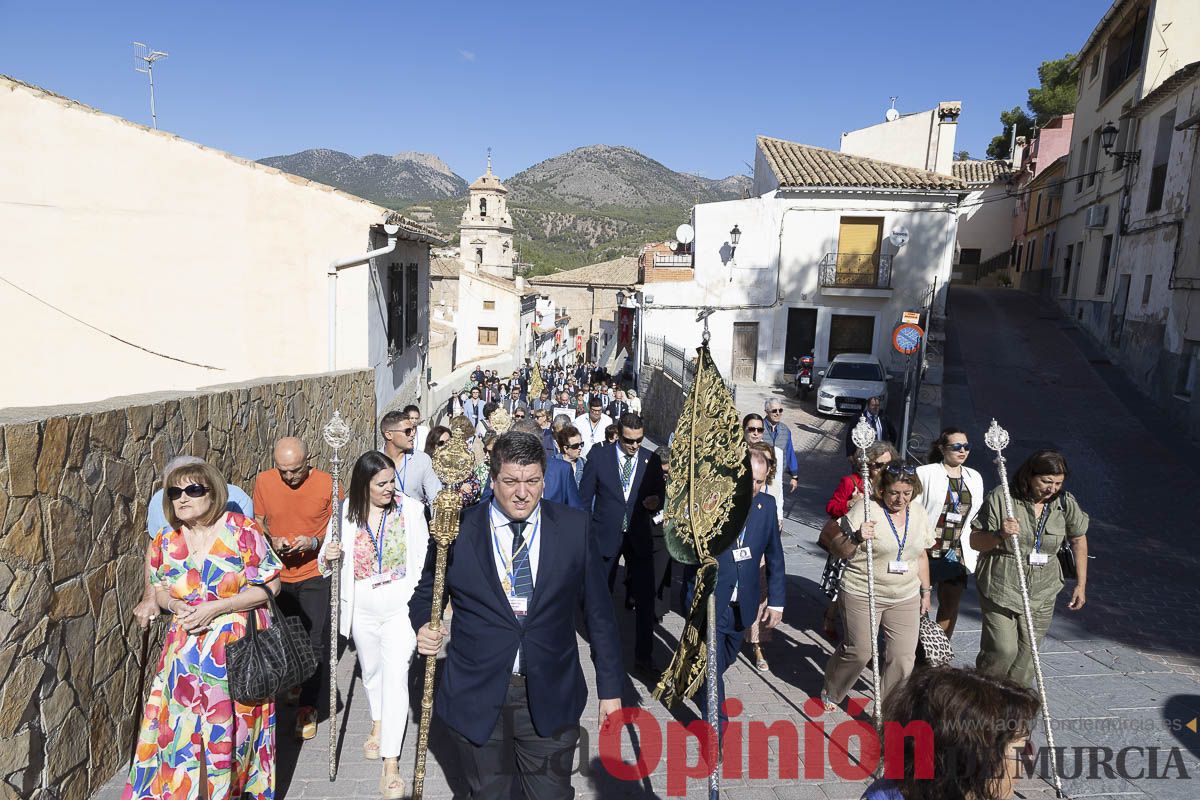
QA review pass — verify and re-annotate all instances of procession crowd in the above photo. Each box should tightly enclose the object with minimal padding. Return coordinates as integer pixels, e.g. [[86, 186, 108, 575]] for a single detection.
[[119, 360, 1092, 800]]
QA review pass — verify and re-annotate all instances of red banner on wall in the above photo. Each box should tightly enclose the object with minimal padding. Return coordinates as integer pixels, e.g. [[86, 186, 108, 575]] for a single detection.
[[617, 307, 634, 353]]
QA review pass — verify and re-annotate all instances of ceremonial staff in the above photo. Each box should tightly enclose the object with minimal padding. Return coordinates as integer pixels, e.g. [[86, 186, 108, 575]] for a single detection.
[[412, 427, 476, 800], [321, 411, 352, 782], [984, 420, 1065, 799], [851, 417, 884, 741]]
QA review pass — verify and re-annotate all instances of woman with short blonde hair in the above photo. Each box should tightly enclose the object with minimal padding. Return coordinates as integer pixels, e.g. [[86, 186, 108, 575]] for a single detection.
[[821, 465, 932, 711]]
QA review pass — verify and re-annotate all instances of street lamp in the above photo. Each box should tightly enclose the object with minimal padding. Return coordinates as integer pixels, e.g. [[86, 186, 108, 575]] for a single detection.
[[729, 224, 742, 266], [1100, 121, 1140, 165]]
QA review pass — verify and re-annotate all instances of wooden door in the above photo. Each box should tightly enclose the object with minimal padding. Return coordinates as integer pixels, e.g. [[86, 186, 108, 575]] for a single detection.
[[837, 217, 883, 286], [732, 322, 759, 382]]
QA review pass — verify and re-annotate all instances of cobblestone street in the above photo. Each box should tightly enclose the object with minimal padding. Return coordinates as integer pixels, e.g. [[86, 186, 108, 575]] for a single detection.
[[96, 288, 1200, 799]]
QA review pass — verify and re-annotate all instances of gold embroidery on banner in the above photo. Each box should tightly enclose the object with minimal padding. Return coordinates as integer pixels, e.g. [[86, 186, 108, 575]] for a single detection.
[[654, 344, 751, 707]]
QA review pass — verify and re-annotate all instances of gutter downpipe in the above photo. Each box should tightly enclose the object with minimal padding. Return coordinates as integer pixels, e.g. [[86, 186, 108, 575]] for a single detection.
[[328, 225, 401, 371]]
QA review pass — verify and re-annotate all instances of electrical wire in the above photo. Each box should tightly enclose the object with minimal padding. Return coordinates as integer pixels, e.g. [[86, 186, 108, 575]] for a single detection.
[[0, 274, 224, 371], [952, 167, 1111, 211]]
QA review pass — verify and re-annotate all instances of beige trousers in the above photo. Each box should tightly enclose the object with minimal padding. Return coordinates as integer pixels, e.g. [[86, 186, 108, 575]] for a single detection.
[[822, 591, 920, 704]]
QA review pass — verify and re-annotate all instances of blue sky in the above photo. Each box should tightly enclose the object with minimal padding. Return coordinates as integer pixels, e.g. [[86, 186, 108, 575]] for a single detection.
[[1, 0, 1108, 181]]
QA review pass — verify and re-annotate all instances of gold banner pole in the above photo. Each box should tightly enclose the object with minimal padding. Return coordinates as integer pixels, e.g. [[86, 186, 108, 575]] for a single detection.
[[412, 427, 475, 800]]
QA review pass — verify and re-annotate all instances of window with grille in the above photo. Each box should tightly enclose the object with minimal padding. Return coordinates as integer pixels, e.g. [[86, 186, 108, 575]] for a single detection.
[[405, 263, 419, 346], [387, 264, 404, 356], [1101, 10, 1147, 100]]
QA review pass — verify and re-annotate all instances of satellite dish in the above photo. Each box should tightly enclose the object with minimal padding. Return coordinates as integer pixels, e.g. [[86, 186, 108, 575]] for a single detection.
[[675, 223, 695, 245], [885, 108, 900, 122]]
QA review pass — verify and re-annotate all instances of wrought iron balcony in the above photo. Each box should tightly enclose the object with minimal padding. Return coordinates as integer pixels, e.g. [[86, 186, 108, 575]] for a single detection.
[[819, 253, 893, 289], [652, 253, 694, 268]]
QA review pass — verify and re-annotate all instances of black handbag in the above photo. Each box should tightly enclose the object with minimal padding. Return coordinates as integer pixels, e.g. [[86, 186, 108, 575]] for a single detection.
[[226, 590, 318, 704], [1057, 539, 1077, 580]]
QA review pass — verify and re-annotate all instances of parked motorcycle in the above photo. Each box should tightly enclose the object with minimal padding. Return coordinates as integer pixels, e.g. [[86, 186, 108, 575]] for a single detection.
[[790, 354, 815, 399]]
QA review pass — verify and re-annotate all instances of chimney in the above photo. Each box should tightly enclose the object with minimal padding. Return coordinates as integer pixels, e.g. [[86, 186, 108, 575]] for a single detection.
[[932, 101, 961, 175]]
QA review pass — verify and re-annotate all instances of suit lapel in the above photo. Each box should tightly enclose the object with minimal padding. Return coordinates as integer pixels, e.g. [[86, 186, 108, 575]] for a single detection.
[[626, 450, 651, 511], [527, 503, 557, 618], [470, 506, 518, 626]]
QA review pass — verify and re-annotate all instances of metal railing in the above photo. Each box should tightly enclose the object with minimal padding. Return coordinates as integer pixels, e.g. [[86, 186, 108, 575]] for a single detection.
[[652, 254, 694, 268], [642, 334, 735, 400], [818, 253, 893, 289]]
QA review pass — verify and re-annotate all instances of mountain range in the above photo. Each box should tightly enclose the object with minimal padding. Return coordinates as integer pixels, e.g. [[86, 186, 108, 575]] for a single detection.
[[257, 144, 751, 273]]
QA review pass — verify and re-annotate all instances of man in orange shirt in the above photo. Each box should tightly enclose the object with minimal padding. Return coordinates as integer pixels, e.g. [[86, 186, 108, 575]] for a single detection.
[[253, 436, 341, 740]]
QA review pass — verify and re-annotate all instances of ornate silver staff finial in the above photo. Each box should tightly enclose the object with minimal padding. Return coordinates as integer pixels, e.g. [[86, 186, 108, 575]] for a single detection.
[[321, 409, 352, 782], [851, 416, 877, 452], [983, 418, 1010, 454], [322, 410, 352, 452]]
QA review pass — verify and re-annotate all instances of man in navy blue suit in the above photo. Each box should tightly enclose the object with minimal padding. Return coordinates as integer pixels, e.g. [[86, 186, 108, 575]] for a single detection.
[[688, 448, 786, 729], [578, 412, 665, 674], [411, 431, 623, 799]]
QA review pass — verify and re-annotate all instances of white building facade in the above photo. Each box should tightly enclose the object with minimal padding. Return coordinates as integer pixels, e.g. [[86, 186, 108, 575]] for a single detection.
[[641, 136, 965, 385], [0, 76, 442, 414]]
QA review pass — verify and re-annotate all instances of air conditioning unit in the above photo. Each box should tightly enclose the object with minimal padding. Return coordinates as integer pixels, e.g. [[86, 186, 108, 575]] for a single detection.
[[1085, 204, 1108, 229]]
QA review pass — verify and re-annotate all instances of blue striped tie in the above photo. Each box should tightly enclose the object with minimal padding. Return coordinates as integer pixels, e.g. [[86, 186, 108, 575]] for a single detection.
[[511, 520, 533, 672]]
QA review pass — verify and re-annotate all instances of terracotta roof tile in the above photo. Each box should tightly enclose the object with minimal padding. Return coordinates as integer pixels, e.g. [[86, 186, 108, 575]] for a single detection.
[[952, 159, 1014, 185], [758, 136, 965, 192], [527, 256, 639, 287]]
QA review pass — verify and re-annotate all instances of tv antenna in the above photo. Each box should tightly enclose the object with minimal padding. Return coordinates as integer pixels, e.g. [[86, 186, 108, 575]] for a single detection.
[[133, 42, 168, 129]]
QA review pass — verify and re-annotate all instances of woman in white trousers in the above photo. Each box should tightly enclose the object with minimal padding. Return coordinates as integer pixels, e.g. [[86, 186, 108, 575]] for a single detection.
[[319, 450, 429, 799]]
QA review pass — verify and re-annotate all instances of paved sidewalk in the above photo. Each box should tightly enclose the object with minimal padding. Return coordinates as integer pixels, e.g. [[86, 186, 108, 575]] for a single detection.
[[96, 327, 1200, 798]]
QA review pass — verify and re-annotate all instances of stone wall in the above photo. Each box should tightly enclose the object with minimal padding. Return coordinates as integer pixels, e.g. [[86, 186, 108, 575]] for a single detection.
[[0, 369, 375, 799]]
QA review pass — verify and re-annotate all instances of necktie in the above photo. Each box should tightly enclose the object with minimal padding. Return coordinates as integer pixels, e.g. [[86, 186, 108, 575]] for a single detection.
[[620, 455, 636, 531], [510, 520, 534, 669]]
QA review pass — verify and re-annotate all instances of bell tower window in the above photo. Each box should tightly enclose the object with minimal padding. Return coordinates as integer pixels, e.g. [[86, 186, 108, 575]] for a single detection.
[[479, 197, 487, 217], [476, 248, 484, 265]]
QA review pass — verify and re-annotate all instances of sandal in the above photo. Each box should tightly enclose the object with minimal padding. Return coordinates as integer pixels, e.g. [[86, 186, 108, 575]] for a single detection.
[[363, 734, 381, 761], [821, 691, 838, 713], [752, 644, 769, 672], [380, 772, 405, 799]]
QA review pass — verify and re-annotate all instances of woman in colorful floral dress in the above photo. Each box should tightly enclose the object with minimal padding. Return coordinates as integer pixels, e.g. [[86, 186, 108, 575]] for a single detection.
[[124, 461, 282, 800], [319, 450, 430, 799]]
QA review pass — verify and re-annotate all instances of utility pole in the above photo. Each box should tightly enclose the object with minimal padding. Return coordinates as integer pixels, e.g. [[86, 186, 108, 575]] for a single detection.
[[133, 42, 168, 129]]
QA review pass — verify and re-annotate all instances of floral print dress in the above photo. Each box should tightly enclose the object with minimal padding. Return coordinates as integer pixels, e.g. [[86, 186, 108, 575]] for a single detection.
[[124, 512, 282, 800]]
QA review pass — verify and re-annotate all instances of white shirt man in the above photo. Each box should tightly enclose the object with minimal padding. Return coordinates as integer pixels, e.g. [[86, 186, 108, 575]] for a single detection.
[[577, 400, 612, 460]]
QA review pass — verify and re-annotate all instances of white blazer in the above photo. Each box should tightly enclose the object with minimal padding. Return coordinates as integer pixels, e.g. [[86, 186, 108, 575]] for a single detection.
[[318, 494, 429, 638], [915, 462, 986, 573]]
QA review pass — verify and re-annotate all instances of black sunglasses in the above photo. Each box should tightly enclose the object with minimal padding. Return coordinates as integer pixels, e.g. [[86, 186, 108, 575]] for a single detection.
[[946, 443, 971, 452], [745, 426, 764, 433], [882, 464, 917, 476], [767, 408, 784, 414], [564, 442, 583, 450], [620, 436, 644, 445], [167, 484, 209, 501]]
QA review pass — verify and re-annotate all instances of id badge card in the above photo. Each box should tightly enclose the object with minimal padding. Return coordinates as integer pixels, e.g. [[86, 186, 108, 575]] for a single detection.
[[370, 566, 405, 588], [1028, 552, 1049, 566], [887, 560, 909, 574], [733, 547, 752, 562], [508, 595, 529, 617], [945, 512, 963, 524]]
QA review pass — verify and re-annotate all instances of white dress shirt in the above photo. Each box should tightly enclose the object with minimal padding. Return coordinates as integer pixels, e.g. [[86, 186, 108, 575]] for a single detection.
[[488, 502, 543, 673], [579, 413, 613, 459]]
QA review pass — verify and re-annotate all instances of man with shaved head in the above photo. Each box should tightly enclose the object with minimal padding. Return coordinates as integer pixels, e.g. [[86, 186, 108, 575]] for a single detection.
[[253, 435, 342, 741]]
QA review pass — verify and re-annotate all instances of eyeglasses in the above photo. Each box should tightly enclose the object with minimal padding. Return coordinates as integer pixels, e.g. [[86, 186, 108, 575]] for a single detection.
[[564, 442, 583, 450], [167, 484, 209, 501], [514, 412, 526, 418], [946, 443, 971, 452], [869, 460, 892, 470], [745, 426, 764, 433], [386, 427, 416, 436], [620, 436, 644, 445], [882, 464, 917, 476], [767, 408, 784, 414]]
